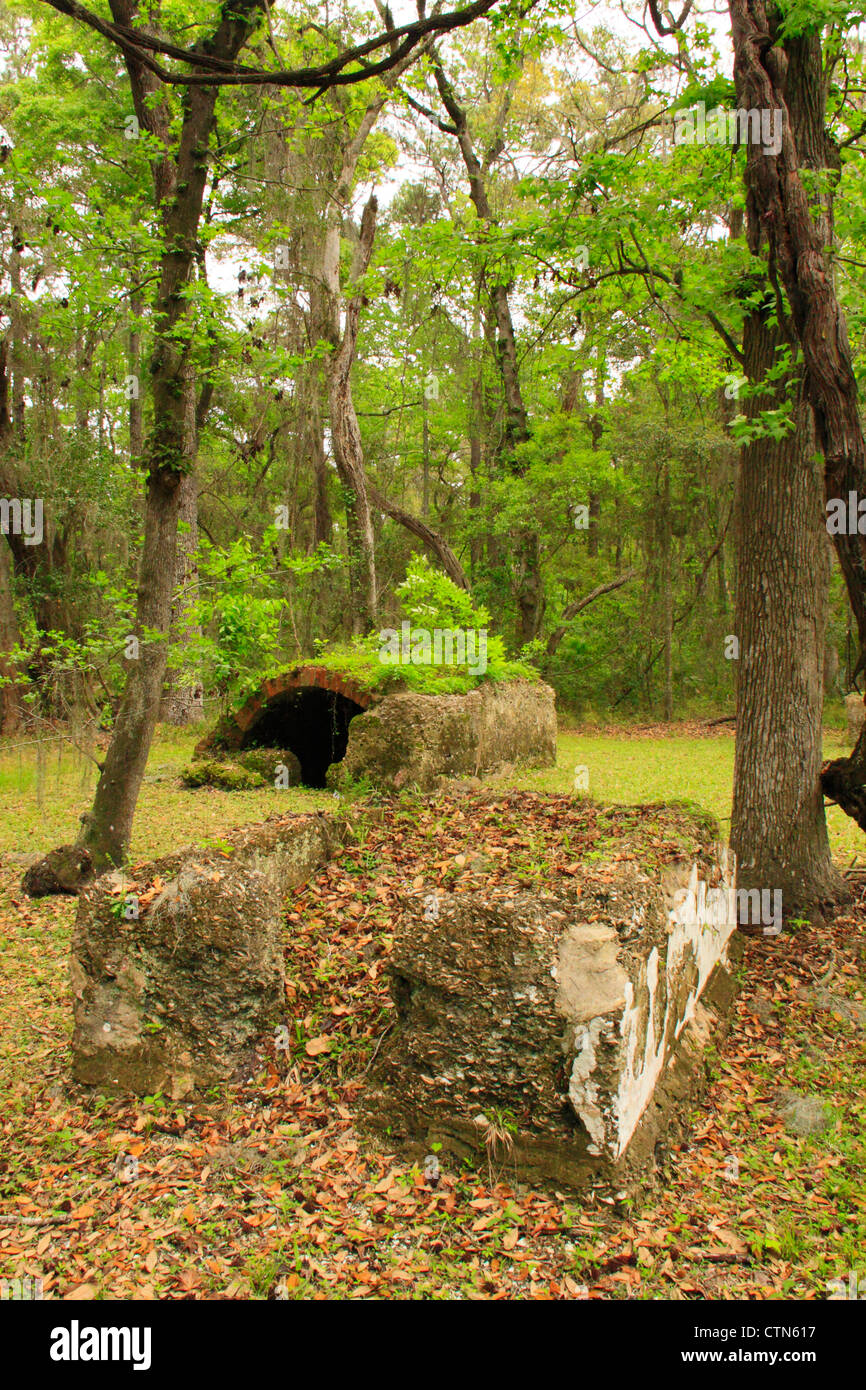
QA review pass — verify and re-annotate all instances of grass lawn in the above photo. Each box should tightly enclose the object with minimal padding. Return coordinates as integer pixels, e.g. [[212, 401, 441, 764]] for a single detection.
[[1, 723, 859, 864], [0, 727, 332, 864], [503, 725, 860, 865]]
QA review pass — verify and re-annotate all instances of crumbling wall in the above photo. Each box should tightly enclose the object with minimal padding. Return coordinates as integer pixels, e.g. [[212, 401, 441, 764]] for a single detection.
[[362, 830, 741, 1187], [337, 678, 557, 791], [70, 811, 354, 1098]]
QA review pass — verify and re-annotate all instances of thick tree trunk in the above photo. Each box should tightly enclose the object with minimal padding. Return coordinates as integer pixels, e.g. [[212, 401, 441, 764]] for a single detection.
[[81, 350, 198, 868], [82, 468, 185, 868], [731, 312, 840, 907], [724, 1, 846, 898], [80, 364, 198, 865], [729, 1, 866, 669]]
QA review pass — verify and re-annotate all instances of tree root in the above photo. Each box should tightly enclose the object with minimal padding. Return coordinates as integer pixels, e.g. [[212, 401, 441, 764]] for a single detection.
[[821, 756, 866, 833], [21, 845, 94, 897]]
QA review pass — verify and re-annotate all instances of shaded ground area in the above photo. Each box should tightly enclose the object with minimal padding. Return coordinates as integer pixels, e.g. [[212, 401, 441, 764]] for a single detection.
[[0, 792, 863, 1299]]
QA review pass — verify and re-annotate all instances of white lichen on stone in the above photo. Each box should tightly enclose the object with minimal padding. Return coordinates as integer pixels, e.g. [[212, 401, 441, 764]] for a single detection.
[[568, 1016, 609, 1154], [611, 849, 737, 1158]]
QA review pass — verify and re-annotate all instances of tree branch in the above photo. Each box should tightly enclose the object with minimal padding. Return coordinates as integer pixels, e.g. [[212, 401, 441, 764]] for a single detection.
[[38, 0, 500, 88], [545, 571, 637, 658], [366, 481, 469, 589]]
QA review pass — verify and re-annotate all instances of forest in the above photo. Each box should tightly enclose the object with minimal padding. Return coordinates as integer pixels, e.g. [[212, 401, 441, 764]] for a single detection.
[[0, 0, 865, 1331]]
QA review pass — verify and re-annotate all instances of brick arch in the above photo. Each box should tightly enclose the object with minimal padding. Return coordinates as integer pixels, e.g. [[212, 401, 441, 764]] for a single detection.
[[196, 666, 378, 756]]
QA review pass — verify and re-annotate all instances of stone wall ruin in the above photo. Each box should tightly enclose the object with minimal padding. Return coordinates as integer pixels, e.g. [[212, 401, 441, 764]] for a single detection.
[[361, 803, 742, 1188], [69, 788, 742, 1194], [196, 668, 557, 791], [70, 811, 355, 1098]]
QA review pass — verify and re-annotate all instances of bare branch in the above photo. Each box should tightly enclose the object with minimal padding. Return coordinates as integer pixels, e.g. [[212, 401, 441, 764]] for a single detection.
[[646, 0, 694, 37], [367, 482, 469, 589], [545, 571, 637, 658]]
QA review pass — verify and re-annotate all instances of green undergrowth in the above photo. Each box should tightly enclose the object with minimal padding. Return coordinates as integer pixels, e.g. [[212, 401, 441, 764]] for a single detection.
[[316, 554, 535, 694]]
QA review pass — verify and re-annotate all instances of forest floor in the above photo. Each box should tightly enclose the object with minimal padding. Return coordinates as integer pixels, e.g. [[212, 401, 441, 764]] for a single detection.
[[0, 725, 864, 1300]]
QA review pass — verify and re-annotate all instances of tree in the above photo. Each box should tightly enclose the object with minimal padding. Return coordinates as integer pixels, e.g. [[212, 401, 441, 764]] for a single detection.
[[23, 0, 500, 889], [416, 51, 545, 643], [635, 0, 843, 908], [724, 0, 866, 846], [721, 21, 842, 908]]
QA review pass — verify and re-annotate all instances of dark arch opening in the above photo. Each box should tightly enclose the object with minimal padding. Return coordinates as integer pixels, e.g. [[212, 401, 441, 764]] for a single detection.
[[239, 687, 364, 787]]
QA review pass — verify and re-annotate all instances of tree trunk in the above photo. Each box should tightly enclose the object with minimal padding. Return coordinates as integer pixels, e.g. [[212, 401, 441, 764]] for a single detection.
[[0, 535, 25, 735], [421, 391, 430, 519], [324, 198, 379, 633], [468, 326, 483, 575], [0, 337, 25, 734], [303, 284, 334, 548], [0, 337, 76, 718], [731, 311, 839, 907], [310, 374, 333, 547], [128, 289, 143, 466], [80, 359, 197, 869], [660, 462, 673, 723], [725, 1, 846, 903], [24, 1, 266, 885], [432, 64, 544, 644], [587, 353, 605, 558], [314, 48, 424, 629], [159, 465, 204, 725], [729, 1, 866, 671], [9, 228, 26, 430]]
